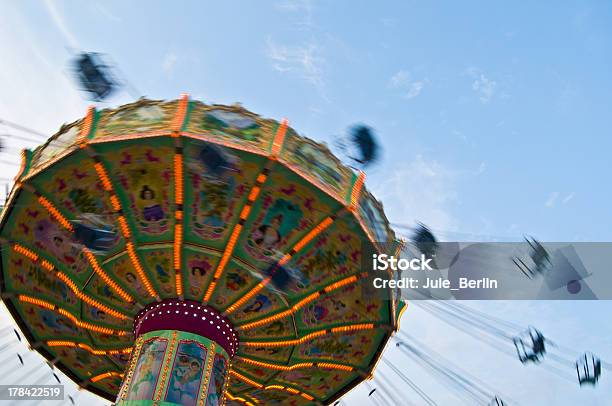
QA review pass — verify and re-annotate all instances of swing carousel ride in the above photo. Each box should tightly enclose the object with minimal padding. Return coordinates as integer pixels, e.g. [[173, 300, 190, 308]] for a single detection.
[[0, 95, 404, 405]]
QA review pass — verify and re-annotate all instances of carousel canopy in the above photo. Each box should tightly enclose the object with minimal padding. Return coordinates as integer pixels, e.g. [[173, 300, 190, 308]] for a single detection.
[[0, 96, 403, 405]]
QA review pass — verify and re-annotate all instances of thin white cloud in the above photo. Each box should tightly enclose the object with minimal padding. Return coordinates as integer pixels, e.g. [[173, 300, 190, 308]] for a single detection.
[[372, 155, 458, 233], [390, 70, 426, 100], [162, 52, 178, 75], [266, 38, 325, 89], [467, 67, 497, 104], [545, 192, 560, 207], [93, 2, 122, 23], [43, 0, 79, 49], [472, 74, 496, 103], [562, 192, 575, 204], [276, 0, 314, 28]]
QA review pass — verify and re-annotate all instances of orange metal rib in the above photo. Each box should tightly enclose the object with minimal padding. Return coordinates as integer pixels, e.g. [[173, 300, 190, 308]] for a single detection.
[[238, 357, 354, 372], [18, 295, 129, 336], [225, 216, 335, 315], [46, 341, 131, 356], [271, 119, 288, 157], [241, 323, 375, 348], [171, 94, 190, 133], [203, 171, 268, 303], [77, 106, 95, 147], [237, 274, 361, 331], [229, 371, 263, 389], [231, 370, 317, 402], [350, 171, 366, 210], [91, 371, 124, 383], [91, 160, 158, 299], [38, 196, 73, 232], [226, 392, 257, 406], [126, 242, 157, 298], [83, 248, 134, 302]]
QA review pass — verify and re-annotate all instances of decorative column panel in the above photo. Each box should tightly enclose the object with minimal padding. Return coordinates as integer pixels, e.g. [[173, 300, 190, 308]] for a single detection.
[[116, 300, 237, 406]]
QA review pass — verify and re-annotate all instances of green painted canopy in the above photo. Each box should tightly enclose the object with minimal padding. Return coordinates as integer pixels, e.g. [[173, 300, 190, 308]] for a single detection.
[[0, 97, 404, 405]]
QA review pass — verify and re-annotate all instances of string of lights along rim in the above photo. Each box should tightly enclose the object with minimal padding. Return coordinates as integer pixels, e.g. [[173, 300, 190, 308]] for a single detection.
[[0, 95, 404, 405]]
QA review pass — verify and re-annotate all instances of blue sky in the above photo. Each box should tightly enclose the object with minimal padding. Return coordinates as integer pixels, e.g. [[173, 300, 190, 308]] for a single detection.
[[0, 1, 611, 405]]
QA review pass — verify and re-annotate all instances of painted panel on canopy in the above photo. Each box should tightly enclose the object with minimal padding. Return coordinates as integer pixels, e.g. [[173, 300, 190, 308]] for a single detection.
[[229, 286, 289, 324], [82, 273, 137, 316], [357, 190, 395, 247], [227, 379, 251, 396], [281, 129, 355, 201], [27, 151, 126, 257], [296, 281, 389, 330], [273, 368, 357, 401], [139, 245, 174, 299], [90, 374, 123, 398], [182, 246, 219, 301], [46, 345, 119, 382], [81, 300, 131, 330], [29, 120, 81, 172], [238, 344, 293, 364], [277, 214, 366, 300], [95, 139, 174, 241], [11, 301, 89, 342], [208, 259, 261, 311], [293, 329, 387, 367], [238, 313, 295, 340], [2, 247, 80, 313], [164, 340, 209, 406], [0, 190, 92, 284], [94, 99, 177, 140], [233, 165, 339, 270], [247, 388, 313, 406], [231, 361, 279, 383], [109, 351, 131, 371], [101, 252, 150, 304], [182, 138, 265, 249], [184, 103, 277, 153], [88, 328, 132, 348]]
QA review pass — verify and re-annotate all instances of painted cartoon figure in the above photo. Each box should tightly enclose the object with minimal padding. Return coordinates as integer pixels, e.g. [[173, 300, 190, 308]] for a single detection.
[[34, 219, 88, 274], [263, 320, 285, 335], [90, 307, 106, 321], [308, 304, 330, 323], [140, 185, 165, 221], [197, 180, 232, 228], [249, 198, 303, 253], [127, 339, 167, 401], [225, 271, 246, 291], [20, 264, 74, 305], [39, 308, 79, 335], [253, 214, 283, 249], [307, 336, 353, 357], [125, 272, 148, 297], [155, 264, 171, 284], [243, 294, 272, 314], [188, 258, 212, 297], [165, 342, 206, 406]]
